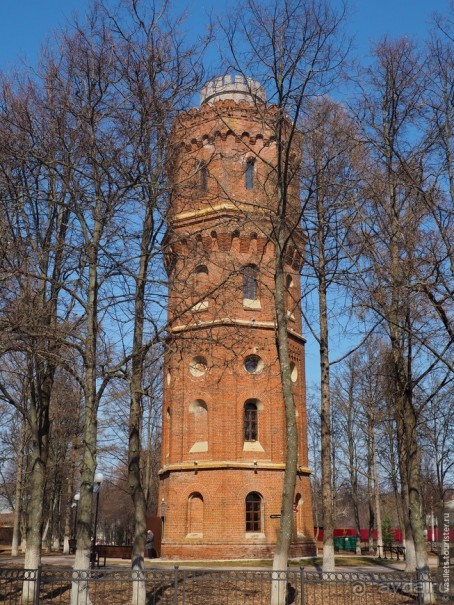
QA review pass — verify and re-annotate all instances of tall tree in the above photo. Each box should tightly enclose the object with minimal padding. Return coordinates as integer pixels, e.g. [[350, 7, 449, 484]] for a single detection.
[[223, 0, 349, 584], [51, 16, 130, 602], [350, 37, 437, 600], [101, 2, 205, 600], [332, 356, 363, 548], [0, 66, 75, 600], [300, 97, 361, 570]]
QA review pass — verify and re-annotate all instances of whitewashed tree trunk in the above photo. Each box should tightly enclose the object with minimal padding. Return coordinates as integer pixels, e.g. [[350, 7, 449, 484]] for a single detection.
[[372, 441, 383, 558], [71, 549, 93, 605], [63, 536, 70, 555], [21, 547, 40, 603], [11, 423, 26, 557]]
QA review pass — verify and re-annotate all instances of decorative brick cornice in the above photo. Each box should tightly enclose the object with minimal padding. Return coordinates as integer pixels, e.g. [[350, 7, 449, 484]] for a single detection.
[[159, 461, 312, 475], [168, 318, 306, 344], [172, 100, 278, 151]]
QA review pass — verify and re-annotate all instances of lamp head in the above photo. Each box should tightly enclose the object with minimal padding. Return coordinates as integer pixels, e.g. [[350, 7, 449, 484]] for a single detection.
[[94, 472, 104, 485]]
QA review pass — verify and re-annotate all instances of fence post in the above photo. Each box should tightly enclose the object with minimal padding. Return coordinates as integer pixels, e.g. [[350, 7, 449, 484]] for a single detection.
[[300, 567, 305, 605], [173, 565, 179, 605], [416, 569, 423, 605], [33, 566, 41, 605], [416, 568, 432, 605]]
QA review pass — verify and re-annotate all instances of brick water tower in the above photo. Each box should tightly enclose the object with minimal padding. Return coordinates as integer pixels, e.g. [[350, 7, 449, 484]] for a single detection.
[[159, 75, 315, 559]]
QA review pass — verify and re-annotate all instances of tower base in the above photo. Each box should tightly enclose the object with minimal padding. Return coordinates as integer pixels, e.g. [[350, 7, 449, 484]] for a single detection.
[[160, 541, 316, 560]]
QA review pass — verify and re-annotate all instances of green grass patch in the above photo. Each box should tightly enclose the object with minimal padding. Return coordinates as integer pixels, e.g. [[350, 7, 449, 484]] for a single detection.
[[290, 556, 384, 568]]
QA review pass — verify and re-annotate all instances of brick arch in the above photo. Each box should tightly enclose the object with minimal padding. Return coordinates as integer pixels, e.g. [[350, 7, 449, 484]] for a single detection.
[[177, 480, 218, 506], [187, 492, 204, 536], [179, 229, 272, 256], [192, 264, 209, 296]]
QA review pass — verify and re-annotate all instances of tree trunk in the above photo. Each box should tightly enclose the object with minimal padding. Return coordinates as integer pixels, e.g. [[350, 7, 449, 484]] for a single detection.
[[401, 478, 417, 571], [129, 178, 156, 604], [387, 422, 405, 543], [63, 471, 75, 555], [372, 435, 383, 558], [318, 205, 334, 572], [11, 422, 26, 557], [21, 365, 52, 603], [72, 232, 101, 605], [346, 376, 361, 552], [271, 225, 299, 605], [402, 395, 434, 603]]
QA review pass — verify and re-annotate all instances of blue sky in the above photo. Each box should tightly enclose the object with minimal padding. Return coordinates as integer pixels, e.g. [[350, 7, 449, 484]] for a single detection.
[[0, 0, 451, 72], [0, 0, 450, 387]]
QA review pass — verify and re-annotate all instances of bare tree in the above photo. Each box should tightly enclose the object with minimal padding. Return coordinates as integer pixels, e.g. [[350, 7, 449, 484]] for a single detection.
[[222, 0, 349, 585], [102, 3, 205, 599], [332, 357, 363, 549], [350, 37, 437, 600], [0, 66, 75, 599], [300, 97, 361, 570]]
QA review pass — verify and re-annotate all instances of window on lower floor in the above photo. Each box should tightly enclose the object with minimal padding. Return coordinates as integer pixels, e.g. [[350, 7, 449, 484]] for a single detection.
[[187, 492, 204, 536], [245, 492, 262, 532]]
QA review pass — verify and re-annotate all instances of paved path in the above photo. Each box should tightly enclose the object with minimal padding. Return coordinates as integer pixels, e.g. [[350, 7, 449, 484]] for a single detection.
[[0, 553, 439, 572]]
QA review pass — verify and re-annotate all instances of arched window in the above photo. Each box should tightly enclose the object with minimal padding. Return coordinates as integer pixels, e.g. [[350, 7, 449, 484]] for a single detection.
[[188, 399, 208, 453], [193, 265, 209, 293], [243, 265, 258, 300], [245, 159, 255, 189], [244, 401, 258, 441], [245, 492, 262, 532]]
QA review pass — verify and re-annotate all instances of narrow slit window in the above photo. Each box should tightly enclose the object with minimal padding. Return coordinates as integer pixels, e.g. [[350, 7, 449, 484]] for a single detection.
[[200, 162, 208, 191], [243, 265, 258, 300], [245, 159, 254, 189], [244, 401, 258, 441]]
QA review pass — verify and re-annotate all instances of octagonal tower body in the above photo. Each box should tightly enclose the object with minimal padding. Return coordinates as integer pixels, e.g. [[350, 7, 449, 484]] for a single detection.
[[159, 75, 315, 559]]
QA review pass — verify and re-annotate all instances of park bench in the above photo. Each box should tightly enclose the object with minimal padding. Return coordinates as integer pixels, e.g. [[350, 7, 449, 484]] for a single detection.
[[95, 544, 132, 567], [383, 543, 406, 560]]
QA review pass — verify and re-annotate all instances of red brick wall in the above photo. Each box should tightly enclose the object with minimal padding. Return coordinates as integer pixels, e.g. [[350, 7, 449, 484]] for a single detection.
[[159, 91, 315, 560]]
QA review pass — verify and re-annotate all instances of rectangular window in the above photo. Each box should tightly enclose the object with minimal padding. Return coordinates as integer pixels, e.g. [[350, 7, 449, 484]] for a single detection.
[[200, 162, 208, 191], [244, 405, 257, 441], [245, 160, 254, 189], [243, 265, 258, 300]]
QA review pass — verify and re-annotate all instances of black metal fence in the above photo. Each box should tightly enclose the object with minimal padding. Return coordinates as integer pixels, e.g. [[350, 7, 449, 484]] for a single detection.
[[0, 567, 449, 605]]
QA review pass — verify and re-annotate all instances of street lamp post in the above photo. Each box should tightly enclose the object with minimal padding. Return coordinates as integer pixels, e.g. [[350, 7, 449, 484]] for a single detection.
[[160, 497, 166, 541], [72, 492, 80, 540], [90, 472, 104, 568]]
